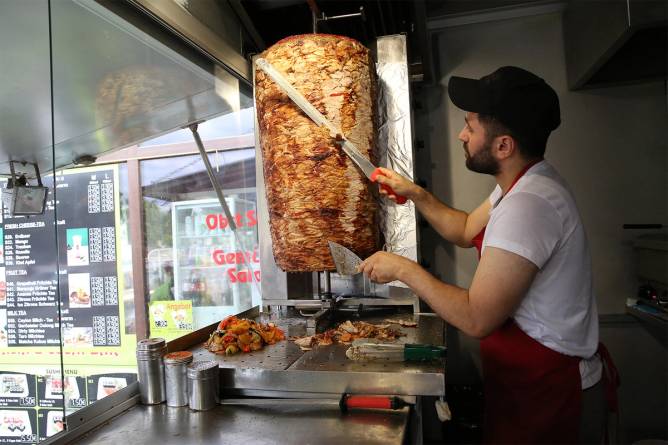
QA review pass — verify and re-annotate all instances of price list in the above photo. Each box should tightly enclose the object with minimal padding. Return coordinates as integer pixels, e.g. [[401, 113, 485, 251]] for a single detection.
[[2, 218, 60, 346], [0, 168, 121, 348]]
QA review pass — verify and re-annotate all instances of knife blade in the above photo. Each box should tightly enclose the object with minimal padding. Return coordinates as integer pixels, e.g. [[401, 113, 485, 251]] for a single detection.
[[328, 241, 363, 275], [334, 136, 407, 205], [256, 58, 407, 204]]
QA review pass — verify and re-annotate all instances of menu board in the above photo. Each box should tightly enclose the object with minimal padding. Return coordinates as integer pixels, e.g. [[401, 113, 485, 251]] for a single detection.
[[0, 165, 138, 442], [2, 169, 119, 348]]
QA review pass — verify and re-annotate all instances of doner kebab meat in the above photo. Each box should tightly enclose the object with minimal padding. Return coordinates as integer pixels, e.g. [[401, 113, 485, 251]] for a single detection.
[[293, 320, 405, 351], [254, 34, 379, 272]]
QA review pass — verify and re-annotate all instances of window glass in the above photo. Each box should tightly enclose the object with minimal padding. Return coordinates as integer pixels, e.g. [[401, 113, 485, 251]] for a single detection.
[[142, 147, 259, 338], [53, 164, 137, 413], [1, 0, 254, 440], [118, 165, 136, 337], [47, 0, 254, 431], [0, 2, 64, 442], [138, 107, 255, 147]]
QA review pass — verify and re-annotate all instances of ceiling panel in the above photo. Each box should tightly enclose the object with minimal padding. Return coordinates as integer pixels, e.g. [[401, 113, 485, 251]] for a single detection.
[[0, 0, 53, 175], [0, 0, 237, 177]]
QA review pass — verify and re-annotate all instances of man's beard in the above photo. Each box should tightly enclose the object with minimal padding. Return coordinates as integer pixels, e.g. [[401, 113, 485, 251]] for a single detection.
[[465, 139, 499, 175]]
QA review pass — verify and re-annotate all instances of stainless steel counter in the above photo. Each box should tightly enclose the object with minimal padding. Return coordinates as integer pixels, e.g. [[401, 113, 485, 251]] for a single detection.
[[55, 309, 442, 444], [190, 311, 446, 396], [72, 401, 410, 445]]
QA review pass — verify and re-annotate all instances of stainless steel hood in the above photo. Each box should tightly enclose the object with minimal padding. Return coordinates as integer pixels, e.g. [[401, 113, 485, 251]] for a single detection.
[[563, 0, 667, 89], [0, 0, 248, 177]]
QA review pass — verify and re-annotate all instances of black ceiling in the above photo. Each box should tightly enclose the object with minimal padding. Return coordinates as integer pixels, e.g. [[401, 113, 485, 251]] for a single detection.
[[239, 0, 421, 49], [234, 1, 549, 83], [237, 0, 434, 81]]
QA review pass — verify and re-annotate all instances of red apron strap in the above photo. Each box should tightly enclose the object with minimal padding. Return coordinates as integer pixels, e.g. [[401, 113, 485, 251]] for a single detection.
[[472, 227, 486, 259], [597, 342, 620, 413]]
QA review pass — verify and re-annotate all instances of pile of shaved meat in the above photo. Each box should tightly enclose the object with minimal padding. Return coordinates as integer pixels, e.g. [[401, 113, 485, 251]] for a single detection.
[[293, 320, 405, 351]]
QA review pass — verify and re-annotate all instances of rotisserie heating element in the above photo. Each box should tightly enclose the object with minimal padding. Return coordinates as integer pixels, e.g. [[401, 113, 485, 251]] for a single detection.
[[255, 34, 379, 272]]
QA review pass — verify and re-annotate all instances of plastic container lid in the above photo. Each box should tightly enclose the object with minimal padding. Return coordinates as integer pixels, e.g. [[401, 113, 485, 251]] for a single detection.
[[164, 351, 194, 365], [187, 361, 218, 379]]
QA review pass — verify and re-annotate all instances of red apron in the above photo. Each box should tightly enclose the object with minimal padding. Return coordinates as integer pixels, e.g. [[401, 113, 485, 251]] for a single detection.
[[474, 160, 583, 444]]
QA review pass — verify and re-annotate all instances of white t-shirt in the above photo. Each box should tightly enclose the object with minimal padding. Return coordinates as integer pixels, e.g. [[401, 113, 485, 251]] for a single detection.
[[482, 160, 601, 388]]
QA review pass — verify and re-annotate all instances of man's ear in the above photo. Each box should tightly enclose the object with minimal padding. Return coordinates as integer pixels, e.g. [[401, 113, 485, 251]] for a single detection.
[[494, 135, 516, 160]]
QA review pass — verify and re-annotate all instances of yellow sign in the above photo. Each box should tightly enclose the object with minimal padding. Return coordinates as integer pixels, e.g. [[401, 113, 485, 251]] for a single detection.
[[148, 300, 193, 341]]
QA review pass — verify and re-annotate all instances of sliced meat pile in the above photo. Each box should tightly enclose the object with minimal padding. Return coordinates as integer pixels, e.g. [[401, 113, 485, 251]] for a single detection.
[[293, 320, 404, 351], [255, 34, 379, 271]]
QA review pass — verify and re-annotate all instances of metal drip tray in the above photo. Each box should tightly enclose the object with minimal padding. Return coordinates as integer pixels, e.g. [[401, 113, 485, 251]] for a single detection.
[[184, 310, 446, 397], [190, 314, 308, 371]]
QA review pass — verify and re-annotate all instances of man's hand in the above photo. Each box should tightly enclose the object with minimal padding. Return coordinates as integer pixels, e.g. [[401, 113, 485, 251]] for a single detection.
[[358, 251, 415, 284], [372, 167, 423, 203]]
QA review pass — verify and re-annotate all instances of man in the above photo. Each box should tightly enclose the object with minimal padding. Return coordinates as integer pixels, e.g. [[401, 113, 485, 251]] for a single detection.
[[359, 67, 606, 443]]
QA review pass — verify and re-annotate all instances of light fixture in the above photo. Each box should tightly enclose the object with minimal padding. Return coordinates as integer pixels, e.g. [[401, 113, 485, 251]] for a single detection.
[[73, 154, 97, 166], [2, 161, 48, 216]]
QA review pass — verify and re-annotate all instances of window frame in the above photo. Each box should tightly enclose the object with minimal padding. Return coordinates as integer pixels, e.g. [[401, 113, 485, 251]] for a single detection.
[[95, 133, 255, 340]]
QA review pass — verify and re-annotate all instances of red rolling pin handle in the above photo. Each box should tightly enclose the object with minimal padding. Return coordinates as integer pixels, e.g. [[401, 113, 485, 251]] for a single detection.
[[339, 394, 409, 412], [370, 168, 408, 205]]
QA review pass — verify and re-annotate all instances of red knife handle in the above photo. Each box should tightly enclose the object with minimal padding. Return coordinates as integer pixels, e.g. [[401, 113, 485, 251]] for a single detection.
[[340, 394, 411, 412], [370, 168, 407, 204]]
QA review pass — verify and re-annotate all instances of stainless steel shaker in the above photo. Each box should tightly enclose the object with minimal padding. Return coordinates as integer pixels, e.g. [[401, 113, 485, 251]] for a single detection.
[[164, 351, 193, 407], [187, 361, 219, 411], [136, 338, 167, 404]]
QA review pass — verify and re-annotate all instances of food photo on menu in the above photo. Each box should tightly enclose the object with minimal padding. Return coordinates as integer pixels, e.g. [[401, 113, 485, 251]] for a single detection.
[[68, 273, 91, 308], [45, 376, 62, 399], [96, 376, 127, 400], [66, 228, 90, 266], [171, 308, 188, 326], [150, 303, 166, 326], [44, 375, 74, 400], [0, 374, 29, 398], [0, 409, 32, 437], [63, 376, 81, 405], [62, 327, 93, 348], [46, 411, 65, 437]]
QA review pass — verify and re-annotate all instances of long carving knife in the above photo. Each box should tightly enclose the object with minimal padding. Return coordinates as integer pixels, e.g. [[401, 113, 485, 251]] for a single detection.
[[255, 58, 407, 204]]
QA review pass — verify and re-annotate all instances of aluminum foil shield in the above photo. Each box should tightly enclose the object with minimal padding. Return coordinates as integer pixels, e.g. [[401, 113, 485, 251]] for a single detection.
[[375, 35, 418, 287]]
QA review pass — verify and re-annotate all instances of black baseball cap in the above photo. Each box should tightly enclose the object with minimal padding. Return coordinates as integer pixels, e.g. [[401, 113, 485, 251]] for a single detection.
[[448, 66, 561, 139]]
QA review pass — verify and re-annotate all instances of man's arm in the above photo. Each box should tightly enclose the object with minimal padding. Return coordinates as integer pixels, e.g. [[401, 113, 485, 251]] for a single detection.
[[413, 189, 491, 247], [373, 167, 490, 247], [358, 247, 538, 338]]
